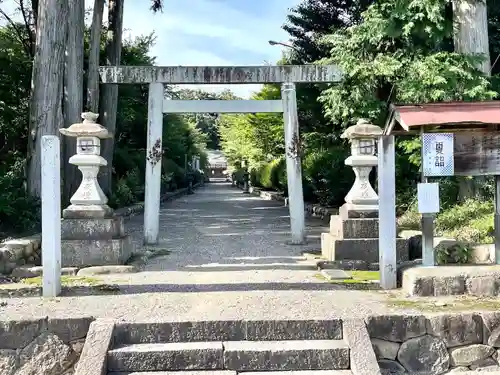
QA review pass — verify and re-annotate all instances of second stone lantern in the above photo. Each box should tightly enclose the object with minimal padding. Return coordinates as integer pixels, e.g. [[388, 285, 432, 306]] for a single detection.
[[59, 112, 133, 267], [340, 118, 381, 218], [320, 119, 408, 265]]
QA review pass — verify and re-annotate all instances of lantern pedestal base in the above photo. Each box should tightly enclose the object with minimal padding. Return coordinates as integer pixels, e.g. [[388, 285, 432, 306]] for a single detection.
[[339, 203, 379, 219], [63, 204, 113, 219], [60, 216, 134, 267], [321, 232, 408, 264], [321, 212, 409, 264]]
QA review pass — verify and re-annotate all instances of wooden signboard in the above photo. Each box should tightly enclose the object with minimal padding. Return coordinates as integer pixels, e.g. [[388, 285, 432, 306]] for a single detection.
[[454, 132, 500, 176]]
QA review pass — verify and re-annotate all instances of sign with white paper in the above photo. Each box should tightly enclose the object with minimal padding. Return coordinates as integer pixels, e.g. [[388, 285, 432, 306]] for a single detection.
[[417, 182, 440, 214], [422, 133, 454, 177]]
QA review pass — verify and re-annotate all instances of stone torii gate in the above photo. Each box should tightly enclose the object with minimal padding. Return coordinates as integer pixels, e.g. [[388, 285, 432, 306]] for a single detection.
[[99, 65, 342, 246]]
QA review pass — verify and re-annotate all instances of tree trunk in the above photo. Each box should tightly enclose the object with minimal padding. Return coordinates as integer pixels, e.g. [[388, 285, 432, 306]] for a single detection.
[[98, 0, 124, 197], [63, 0, 85, 204], [453, 0, 491, 73], [27, 0, 68, 198], [31, 0, 39, 29], [453, 0, 491, 201], [86, 0, 105, 112]]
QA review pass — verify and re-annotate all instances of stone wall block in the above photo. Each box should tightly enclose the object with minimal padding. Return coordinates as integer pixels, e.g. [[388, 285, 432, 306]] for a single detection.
[[466, 276, 499, 297], [426, 314, 483, 348], [0, 349, 18, 375], [47, 317, 94, 343], [446, 366, 470, 373], [0, 318, 48, 350], [366, 315, 427, 342], [434, 276, 466, 296], [378, 359, 406, 374], [482, 312, 500, 347], [397, 334, 450, 374], [449, 344, 495, 367], [371, 338, 400, 360], [17, 332, 77, 375], [469, 357, 498, 370]]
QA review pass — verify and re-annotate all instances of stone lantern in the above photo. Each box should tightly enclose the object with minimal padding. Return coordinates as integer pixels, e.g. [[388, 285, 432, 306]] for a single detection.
[[320, 119, 408, 265], [340, 118, 382, 218], [59, 112, 133, 267], [60, 112, 111, 218]]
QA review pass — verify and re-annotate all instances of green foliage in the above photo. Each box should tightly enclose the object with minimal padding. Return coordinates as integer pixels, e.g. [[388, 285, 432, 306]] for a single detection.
[[436, 199, 493, 230], [302, 146, 352, 206], [319, 0, 497, 129], [435, 242, 473, 265], [0, 157, 40, 238], [254, 159, 286, 191], [435, 199, 494, 243], [399, 197, 495, 245], [174, 88, 237, 150]]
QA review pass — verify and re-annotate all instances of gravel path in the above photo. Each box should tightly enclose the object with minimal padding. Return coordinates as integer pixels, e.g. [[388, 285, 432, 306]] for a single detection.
[[0, 183, 412, 320]]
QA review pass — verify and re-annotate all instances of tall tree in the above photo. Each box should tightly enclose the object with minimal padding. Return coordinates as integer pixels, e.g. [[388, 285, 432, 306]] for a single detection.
[[99, 0, 124, 197], [63, 0, 85, 202], [281, 0, 373, 138], [86, 0, 105, 112], [27, 0, 68, 197], [453, 0, 492, 200], [283, 0, 372, 63]]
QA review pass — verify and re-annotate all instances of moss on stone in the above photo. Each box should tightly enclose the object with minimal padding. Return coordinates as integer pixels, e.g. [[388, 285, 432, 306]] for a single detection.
[[21, 275, 100, 286]]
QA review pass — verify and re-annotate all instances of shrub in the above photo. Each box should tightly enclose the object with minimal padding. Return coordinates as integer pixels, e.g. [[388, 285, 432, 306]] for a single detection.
[[250, 168, 260, 187], [163, 158, 185, 188], [125, 167, 143, 198], [252, 159, 286, 191], [0, 158, 40, 239], [302, 146, 351, 206], [436, 199, 493, 232], [258, 162, 274, 189]]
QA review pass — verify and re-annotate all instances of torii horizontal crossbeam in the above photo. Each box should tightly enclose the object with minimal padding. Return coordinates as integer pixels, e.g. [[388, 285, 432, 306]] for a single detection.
[[163, 100, 283, 113], [99, 65, 342, 84]]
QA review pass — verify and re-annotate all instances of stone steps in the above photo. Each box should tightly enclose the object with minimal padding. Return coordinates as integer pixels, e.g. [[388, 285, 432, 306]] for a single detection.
[[107, 340, 350, 373], [109, 372, 354, 375], [74, 319, 376, 375]]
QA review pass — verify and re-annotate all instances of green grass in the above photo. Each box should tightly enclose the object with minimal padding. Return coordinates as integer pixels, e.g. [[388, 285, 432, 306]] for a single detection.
[[386, 295, 500, 312], [21, 276, 101, 287], [316, 270, 380, 284]]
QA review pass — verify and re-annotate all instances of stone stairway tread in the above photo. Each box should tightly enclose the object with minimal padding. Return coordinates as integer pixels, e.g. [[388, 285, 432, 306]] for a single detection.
[[223, 340, 349, 371], [107, 340, 350, 373], [108, 372, 236, 375], [108, 371, 354, 375]]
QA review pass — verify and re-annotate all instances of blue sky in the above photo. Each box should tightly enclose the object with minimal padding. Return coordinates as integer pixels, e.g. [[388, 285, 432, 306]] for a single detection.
[[1, 0, 300, 98], [119, 0, 300, 97]]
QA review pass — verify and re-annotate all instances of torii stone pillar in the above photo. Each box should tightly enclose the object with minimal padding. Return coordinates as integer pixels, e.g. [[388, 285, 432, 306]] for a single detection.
[[321, 119, 408, 264], [59, 112, 133, 267]]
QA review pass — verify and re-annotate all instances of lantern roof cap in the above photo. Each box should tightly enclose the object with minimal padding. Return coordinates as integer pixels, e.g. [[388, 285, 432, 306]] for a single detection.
[[60, 112, 111, 138], [341, 119, 383, 139]]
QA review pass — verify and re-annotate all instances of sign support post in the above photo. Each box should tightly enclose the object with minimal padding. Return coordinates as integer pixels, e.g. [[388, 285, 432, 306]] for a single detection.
[[421, 132, 455, 266]]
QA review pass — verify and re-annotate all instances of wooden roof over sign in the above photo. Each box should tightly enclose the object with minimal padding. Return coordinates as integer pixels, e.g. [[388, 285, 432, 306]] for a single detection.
[[384, 101, 500, 135]]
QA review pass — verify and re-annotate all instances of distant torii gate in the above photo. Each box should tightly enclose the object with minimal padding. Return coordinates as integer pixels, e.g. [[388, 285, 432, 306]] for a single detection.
[[99, 65, 342, 246]]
